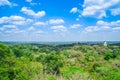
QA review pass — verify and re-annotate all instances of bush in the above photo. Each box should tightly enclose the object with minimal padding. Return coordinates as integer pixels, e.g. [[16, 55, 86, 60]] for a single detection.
[[60, 66, 84, 79], [37, 53, 64, 74], [0, 43, 13, 59], [47, 76, 56, 80], [104, 52, 113, 60], [0, 57, 42, 80]]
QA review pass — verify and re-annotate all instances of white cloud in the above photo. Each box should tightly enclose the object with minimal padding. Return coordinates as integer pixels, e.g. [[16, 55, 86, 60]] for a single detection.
[[85, 26, 100, 32], [26, 0, 40, 6], [0, 25, 27, 34], [12, 19, 32, 25], [82, 5, 106, 19], [0, 17, 8, 24], [28, 26, 35, 31], [85, 20, 120, 32], [0, 0, 11, 6], [21, 7, 46, 18], [0, 25, 18, 31], [111, 8, 120, 16], [82, 0, 120, 18], [0, 15, 33, 25], [0, 16, 24, 23], [32, 18, 65, 27], [10, 16, 25, 21], [0, 0, 17, 6], [70, 24, 82, 29], [49, 19, 64, 25], [70, 7, 78, 13], [51, 25, 67, 32], [33, 21, 47, 26], [96, 20, 110, 28], [6, 29, 26, 34], [111, 20, 120, 26], [0, 16, 25, 24], [112, 27, 120, 30], [97, 20, 120, 28], [32, 19, 64, 27]]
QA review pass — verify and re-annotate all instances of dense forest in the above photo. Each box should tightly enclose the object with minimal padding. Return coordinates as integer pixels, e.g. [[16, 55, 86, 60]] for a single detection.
[[0, 42, 120, 80]]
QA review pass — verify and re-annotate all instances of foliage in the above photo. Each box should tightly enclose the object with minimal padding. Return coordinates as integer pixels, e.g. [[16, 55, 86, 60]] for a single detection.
[[0, 43, 120, 80], [37, 52, 64, 74], [47, 76, 56, 80], [104, 52, 113, 60], [0, 57, 42, 80], [0, 43, 13, 59], [60, 66, 84, 79]]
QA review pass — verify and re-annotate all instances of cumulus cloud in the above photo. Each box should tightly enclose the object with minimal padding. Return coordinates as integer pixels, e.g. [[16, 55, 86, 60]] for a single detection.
[[26, 0, 40, 6], [70, 7, 78, 13], [96, 20, 120, 28], [0, 16, 25, 24], [70, 24, 82, 29], [0, 15, 33, 25], [10, 16, 25, 21], [82, 0, 120, 18], [111, 8, 120, 16], [28, 26, 35, 31], [5, 29, 26, 34], [0, 25, 26, 34], [21, 7, 46, 18], [85, 20, 120, 32], [85, 26, 100, 32], [96, 20, 110, 28], [110, 20, 120, 26], [51, 25, 67, 32], [49, 19, 64, 25], [0, 0, 11, 6], [0, 25, 17, 31], [0, 0, 17, 6], [0, 25, 29, 34], [32, 18, 65, 27], [33, 21, 47, 26]]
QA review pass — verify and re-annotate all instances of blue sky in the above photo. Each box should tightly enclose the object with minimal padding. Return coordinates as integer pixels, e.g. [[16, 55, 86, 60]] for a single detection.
[[0, 0, 120, 41]]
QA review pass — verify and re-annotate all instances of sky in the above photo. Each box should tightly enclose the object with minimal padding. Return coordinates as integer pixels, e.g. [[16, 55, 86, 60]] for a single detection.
[[0, 0, 120, 41]]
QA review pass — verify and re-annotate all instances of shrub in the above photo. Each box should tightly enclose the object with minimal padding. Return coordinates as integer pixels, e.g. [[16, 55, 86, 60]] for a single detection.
[[0, 57, 42, 80], [60, 66, 84, 79], [37, 53, 64, 74], [104, 52, 113, 60], [0, 43, 13, 59], [47, 76, 56, 80]]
